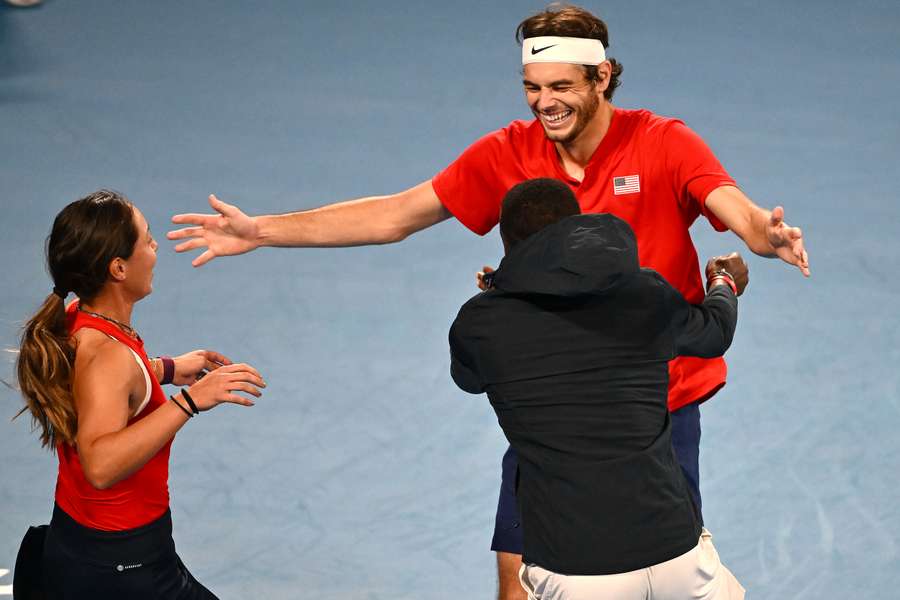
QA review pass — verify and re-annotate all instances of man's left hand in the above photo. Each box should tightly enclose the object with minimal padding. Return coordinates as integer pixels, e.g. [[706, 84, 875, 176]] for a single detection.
[[767, 206, 810, 277]]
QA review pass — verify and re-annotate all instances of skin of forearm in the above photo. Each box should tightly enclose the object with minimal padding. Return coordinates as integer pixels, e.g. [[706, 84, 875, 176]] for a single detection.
[[79, 399, 189, 490], [708, 186, 779, 258], [257, 195, 420, 248], [742, 206, 778, 257]]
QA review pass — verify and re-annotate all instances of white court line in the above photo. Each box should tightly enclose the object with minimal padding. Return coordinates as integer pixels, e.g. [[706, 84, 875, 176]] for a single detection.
[[0, 567, 11, 595]]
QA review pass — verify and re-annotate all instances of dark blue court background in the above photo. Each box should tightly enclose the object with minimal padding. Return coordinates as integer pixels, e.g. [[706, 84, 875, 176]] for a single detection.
[[2, 1, 898, 598]]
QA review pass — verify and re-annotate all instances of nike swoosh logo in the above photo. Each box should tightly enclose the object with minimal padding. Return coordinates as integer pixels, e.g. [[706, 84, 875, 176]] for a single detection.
[[531, 44, 557, 55]]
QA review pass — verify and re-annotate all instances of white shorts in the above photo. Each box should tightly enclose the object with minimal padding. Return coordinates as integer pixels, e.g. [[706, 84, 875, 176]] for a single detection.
[[519, 529, 745, 600]]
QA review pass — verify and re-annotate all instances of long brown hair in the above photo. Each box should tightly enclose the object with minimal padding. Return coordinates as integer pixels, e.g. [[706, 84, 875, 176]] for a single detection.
[[517, 4, 624, 100], [15, 190, 137, 449]]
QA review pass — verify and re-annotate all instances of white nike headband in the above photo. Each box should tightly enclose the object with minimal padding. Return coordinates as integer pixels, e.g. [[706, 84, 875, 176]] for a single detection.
[[522, 36, 606, 66]]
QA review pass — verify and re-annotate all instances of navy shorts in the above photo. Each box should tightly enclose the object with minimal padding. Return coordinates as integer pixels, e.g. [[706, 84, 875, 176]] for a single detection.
[[491, 402, 703, 554]]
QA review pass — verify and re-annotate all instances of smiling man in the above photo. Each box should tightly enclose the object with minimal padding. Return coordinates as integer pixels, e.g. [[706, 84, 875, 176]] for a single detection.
[[168, 5, 809, 599]]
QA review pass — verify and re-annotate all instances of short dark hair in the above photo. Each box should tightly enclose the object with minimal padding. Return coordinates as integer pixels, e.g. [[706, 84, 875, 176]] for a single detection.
[[500, 178, 581, 250], [516, 4, 624, 100]]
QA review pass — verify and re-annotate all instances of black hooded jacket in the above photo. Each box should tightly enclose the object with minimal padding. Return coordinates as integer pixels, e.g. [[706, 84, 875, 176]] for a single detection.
[[449, 213, 737, 575]]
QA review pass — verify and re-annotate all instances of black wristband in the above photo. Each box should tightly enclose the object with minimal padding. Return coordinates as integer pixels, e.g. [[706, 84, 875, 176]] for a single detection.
[[170, 395, 193, 418], [181, 388, 200, 415]]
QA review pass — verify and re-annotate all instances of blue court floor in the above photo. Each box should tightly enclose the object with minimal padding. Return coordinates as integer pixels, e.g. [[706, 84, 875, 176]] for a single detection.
[[2, 1, 899, 598]]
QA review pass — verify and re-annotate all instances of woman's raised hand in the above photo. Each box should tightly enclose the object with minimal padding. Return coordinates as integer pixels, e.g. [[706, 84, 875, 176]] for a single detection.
[[184, 363, 266, 410]]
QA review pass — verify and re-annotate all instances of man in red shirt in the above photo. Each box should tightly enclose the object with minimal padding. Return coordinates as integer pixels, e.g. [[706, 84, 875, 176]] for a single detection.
[[168, 5, 808, 599]]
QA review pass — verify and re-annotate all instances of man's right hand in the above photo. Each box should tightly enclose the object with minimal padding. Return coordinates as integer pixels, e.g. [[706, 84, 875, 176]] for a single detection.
[[705, 252, 749, 296], [167, 194, 260, 267]]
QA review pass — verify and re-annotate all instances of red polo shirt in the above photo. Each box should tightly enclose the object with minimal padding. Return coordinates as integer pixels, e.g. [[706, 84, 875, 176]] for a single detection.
[[433, 107, 736, 411]]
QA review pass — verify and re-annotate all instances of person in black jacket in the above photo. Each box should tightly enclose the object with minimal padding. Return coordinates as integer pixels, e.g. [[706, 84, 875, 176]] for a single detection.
[[449, 178, 746, 599]]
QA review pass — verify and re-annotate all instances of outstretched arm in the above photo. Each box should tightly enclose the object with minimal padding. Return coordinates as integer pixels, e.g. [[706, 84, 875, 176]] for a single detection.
[[705, 185, 810, 277], [167, 180, 452, 267]]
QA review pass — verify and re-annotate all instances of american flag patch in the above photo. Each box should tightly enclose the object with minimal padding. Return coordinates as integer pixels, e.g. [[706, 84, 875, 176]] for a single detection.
[[613, 175, 640, 195]]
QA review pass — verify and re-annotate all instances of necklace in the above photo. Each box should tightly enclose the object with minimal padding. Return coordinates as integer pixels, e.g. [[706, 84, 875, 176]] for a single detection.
[[78, 306, 140, 340]]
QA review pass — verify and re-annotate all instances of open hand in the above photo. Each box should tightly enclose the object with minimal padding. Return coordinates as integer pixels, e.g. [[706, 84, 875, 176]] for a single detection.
[[184, 363, 266, 410], [168, 195, 260, 267], [766, 206, 809, 277]]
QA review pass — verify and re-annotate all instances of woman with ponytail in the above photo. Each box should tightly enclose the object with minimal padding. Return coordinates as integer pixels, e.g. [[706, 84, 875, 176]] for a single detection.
[[14, 190, 266, 600]]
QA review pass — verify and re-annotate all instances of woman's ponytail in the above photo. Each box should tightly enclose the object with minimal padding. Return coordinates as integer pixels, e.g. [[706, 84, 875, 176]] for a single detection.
[[16, 291, 77, 448]]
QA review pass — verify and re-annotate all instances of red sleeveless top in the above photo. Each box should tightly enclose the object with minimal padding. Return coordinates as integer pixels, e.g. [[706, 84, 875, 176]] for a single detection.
[[54, 302, 172, 531]]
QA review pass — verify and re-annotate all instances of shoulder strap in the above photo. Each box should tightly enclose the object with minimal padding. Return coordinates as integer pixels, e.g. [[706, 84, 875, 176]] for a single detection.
[[103, 334, 152, 417]]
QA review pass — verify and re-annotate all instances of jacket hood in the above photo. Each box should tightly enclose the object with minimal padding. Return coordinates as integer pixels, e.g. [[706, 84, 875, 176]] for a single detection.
[[492, 213, 639, 297]]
